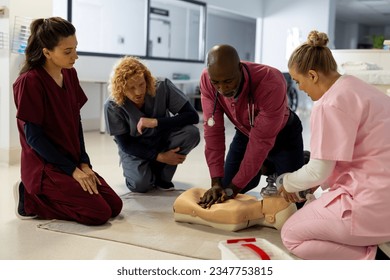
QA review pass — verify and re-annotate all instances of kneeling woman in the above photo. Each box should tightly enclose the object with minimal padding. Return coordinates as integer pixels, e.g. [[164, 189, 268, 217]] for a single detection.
[[279, 30, 390, 259], [13, 17, 123, 225]]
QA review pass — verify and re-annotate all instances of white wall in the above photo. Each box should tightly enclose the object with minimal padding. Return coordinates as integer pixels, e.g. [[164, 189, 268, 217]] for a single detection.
[[0, 0, 11, 165], [206, 11, 256, 61], [261, 0, 334, 72], [0, 0, 52, 165]]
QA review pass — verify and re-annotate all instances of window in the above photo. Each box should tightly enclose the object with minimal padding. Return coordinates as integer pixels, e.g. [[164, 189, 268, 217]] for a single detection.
[[68, 0, 206, 62]]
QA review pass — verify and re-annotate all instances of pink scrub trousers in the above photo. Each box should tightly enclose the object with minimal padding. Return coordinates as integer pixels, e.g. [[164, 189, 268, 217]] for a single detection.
[[281, 194, 390, 260]]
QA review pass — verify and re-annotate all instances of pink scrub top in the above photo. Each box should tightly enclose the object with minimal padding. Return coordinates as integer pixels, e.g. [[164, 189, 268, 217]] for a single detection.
[[13, 67, 87, 195], [311, 75, 390, 237]]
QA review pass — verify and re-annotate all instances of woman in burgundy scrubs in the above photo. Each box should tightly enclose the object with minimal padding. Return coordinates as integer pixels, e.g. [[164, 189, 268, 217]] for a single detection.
[[13, 17, 122, 225]]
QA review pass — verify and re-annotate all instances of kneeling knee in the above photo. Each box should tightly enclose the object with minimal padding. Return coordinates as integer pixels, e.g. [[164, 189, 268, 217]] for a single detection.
[[79, 208, 113, 226], [126, 178, 152, 193], [182, 125, 200, 149]]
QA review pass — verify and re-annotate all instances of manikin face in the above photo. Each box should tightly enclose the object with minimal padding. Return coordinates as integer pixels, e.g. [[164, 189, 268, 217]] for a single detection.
[[125, 74, 147, 108], [208, 63, 242, 98], [43, 35, 78, 70]]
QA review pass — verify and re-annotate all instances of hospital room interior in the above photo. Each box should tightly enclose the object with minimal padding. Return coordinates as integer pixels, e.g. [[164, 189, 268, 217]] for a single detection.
[[1, 0, 390, 260]]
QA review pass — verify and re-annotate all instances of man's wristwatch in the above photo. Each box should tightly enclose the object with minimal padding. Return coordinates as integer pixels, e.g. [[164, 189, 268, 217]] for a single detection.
[[224, 187, 234, 198], [275, 174, 285, 188]]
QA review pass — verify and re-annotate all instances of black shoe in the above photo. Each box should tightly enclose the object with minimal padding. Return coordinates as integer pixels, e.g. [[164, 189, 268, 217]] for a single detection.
[[13, 181, 37, 220], [304, 150, 311, 164], [155, 180, 175, 191], [295, 201, 306, 210], [376, 246, 390, 260]]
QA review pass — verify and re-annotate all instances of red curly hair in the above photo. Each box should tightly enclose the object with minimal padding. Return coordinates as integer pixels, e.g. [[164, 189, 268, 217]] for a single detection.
[[108, 56, 156, 106]]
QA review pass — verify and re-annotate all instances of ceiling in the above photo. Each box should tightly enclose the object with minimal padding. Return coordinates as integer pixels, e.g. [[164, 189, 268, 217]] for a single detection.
[[336, 0, 390, 26]]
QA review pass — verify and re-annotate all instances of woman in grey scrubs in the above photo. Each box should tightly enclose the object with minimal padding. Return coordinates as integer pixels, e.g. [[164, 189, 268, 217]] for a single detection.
[[104, 56, 200, 193]]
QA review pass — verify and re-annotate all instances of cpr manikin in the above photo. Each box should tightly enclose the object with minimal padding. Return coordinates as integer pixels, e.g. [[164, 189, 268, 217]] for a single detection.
[[173, 187, 298, 232]]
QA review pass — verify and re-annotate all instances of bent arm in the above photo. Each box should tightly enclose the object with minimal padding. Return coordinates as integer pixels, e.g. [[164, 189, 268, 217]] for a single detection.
[[156, 102, 199, 129], [283, 158, 336, 193], [78, 120, 91, 167], [24, 122, 77, 175]]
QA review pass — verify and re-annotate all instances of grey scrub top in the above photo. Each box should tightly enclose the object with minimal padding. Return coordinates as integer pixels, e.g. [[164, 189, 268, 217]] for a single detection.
[[104, 78, 189, 141]]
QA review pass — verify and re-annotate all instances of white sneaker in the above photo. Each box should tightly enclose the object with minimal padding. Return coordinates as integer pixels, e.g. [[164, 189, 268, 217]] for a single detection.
[[13, 181, 37, 220]]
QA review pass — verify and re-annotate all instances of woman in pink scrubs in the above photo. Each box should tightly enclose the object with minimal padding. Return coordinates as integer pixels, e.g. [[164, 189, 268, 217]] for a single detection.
[[278, 30, 390, 259], [13, 17, 122, 225]]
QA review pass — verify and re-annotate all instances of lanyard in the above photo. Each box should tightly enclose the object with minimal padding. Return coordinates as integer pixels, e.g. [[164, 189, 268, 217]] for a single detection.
[[208, 63, 254, 127]]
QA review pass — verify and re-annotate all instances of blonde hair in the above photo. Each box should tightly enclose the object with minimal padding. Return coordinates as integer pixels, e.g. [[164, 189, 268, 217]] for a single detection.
[[288, 30, 337, 75], [108, 56, 156, 106]]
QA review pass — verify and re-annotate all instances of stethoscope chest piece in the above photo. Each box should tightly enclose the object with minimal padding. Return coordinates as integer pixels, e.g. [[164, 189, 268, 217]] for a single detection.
[[207, 117, 215, 127]]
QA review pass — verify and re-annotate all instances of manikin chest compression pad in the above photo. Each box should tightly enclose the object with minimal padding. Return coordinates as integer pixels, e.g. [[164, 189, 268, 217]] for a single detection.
[[173, 188, 297, 232]]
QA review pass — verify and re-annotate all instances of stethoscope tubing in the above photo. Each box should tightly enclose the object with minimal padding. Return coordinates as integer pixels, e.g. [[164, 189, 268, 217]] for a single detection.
[[208, 63, 254, 127]]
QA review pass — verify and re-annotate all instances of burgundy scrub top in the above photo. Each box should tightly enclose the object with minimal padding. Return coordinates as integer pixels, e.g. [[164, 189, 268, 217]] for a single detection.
[[13, 66, 87, 195]]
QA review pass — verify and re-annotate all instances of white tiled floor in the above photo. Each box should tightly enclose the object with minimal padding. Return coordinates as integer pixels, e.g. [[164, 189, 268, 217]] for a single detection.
[[0, 110, 311, 260]]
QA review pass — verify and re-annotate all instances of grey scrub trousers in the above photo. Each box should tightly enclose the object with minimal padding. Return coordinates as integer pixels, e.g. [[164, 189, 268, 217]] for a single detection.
[[104, 78, 200, 193], [118, 125, 199, 192]]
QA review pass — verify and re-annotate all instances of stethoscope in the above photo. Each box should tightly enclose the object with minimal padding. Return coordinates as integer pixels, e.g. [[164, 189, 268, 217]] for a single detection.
[[207, 63, 254, 127]]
